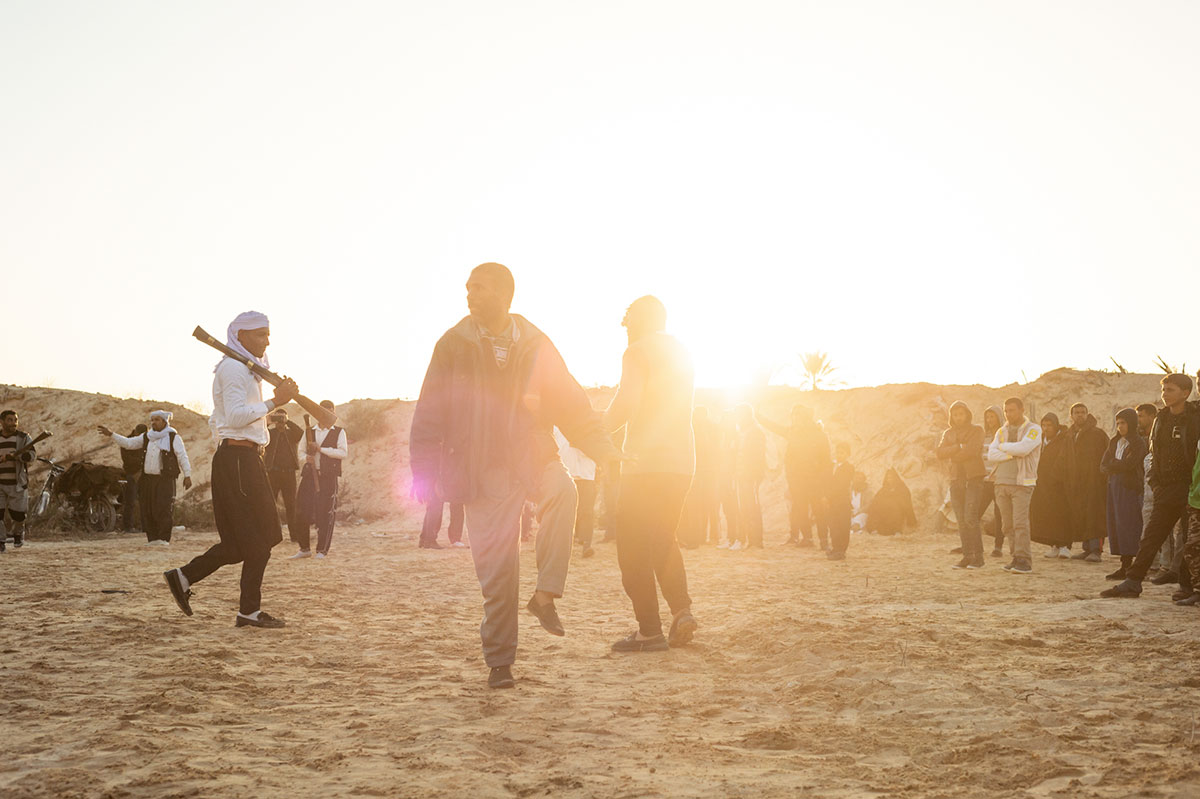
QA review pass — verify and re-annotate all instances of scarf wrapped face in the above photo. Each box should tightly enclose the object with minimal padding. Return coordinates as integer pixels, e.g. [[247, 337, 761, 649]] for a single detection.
[[219, 311, 271, 381]]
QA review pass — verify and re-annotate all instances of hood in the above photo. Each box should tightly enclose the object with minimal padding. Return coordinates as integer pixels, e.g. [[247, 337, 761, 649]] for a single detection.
[[984, 405, 1003, 434], [1115, 408, 1139, 439], [947, 400, 973, 427]]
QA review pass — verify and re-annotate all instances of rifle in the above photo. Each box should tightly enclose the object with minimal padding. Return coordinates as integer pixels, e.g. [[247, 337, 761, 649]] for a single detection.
[[5, 431, 51, 462], [192, 326, 337, 428]]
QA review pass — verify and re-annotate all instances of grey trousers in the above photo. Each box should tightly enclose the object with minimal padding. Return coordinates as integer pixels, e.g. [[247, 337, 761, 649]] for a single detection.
[[464, 460, 577, 668], [994, 484, 1033, 563]]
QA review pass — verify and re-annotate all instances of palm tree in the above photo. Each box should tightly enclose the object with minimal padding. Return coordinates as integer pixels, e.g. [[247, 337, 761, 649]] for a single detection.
[[799, 351, 838, 391]]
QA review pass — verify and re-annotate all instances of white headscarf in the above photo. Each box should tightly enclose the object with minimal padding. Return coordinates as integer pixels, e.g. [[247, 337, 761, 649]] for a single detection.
[[219, 310, 271, 380], [149, 410, 172, 422], [147, 411, 176, 444]]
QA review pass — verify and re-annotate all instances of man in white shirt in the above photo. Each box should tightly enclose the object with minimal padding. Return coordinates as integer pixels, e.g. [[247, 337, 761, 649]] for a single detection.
[[163, 311, 298, 629], [294, 400, 347, 559], [97, 410, 192, 545]]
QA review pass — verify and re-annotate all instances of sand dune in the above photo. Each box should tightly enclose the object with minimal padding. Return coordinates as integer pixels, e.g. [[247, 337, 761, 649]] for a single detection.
[[3, 524, 1200, 798]]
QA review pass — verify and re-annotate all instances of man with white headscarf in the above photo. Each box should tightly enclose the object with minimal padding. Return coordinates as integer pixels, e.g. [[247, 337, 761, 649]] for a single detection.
[[98, 410, 192, 545], [163, 311, 299, 629]]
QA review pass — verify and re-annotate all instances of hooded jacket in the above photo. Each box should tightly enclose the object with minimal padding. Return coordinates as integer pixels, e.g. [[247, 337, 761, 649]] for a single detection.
[[935, 401, 986, 481], [1148, 400, 1200, 488], [410, 314, 618, 503], [1101, 408, 1148, 495]]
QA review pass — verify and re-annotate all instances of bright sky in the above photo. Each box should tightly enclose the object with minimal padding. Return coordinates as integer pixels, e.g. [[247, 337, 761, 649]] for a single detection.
[[3, 2, 1198, 411]]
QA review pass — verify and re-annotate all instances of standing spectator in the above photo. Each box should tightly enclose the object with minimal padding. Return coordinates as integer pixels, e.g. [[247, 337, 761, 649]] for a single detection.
[[419, 494, 465, 550], [1065, 402, 1109, 562], [936, 401, 986, 569], [981, 405, 1006, 557], [0, 410, 36, 552], [826, 442, 854, 560], [97, 410, 193, 545], [733, 404, 766, 550], [555, 427, 597, 558], [118, 423, 148, 534], [677, 406, 720, 549], [265, 409, 304, 547], [604, 295, 698, 652], [987, 397, 1042, 574], [1177, 408, 1200, 605], [716, 412, 740, 548], [1142, 402, 1185, 585], [1102, 374, 1200, 599], [1031, 413, 1072, 558], [756, 404, 832, 548], [1101, 408, 1148, 581], [298, 401, 347, 559]]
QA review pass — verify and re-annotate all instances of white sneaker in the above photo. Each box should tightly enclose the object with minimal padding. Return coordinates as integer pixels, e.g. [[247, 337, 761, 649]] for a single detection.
[[1058, 548, 1071, 559], [1044, 547, 1061, 558], [289, 550, 312, 560], [452, 541, 468, 548], [729, 541, 744, 551], [315, 552, 326, 559]]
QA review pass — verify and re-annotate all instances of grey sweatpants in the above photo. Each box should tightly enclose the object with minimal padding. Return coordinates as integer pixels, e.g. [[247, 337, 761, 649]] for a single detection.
[[464, 459, 577, 668], [994, 484, 1033, 563]]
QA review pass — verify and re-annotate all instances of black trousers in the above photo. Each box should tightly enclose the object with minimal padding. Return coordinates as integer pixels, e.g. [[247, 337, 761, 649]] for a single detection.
[[787, 473, 827, 545], [139, 473, 175, 542], [314, 473, 338, 554], [268, 468, 302, 545], [181, 446, 280, 615], [736, 477, 764, 547], [1129, 482, 1191, 582], [616, 473, 693, 637], [421, 499, 465, 544], [122, 474, 140, 532], [574, 478, 596, 548]]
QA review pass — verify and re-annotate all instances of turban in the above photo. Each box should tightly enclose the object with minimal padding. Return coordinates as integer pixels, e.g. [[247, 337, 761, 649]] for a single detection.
[[219, 310, 271, 379], [149, 410, 172, 422]]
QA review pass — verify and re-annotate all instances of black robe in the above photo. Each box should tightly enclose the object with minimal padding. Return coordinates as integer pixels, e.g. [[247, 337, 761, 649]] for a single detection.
[[1031, 433, 1071, 547], [1066, 416, 1109, 543]]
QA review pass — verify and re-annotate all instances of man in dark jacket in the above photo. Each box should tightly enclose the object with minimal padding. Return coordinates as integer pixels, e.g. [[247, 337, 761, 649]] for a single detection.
[[1103, 374, 1200, 599], [265, 409, 304, 546], [936, 400, 987, 569], [756, 404, 831, 547], [410, 263, 617, 689], [1065, 403, 1110, 562]]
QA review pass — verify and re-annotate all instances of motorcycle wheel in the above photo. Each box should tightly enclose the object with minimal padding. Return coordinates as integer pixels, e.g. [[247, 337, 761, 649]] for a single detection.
[[84, 497, 117, 533]]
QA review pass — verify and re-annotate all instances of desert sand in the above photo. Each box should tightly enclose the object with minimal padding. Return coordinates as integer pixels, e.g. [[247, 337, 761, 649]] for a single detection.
[[4, 523, 1200, 798]]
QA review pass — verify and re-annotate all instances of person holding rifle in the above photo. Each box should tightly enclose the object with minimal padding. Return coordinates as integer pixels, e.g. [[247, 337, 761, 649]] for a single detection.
[[0, 410, 36, 552], [164, 311, 299, 629], [96, 410, 193, 545]]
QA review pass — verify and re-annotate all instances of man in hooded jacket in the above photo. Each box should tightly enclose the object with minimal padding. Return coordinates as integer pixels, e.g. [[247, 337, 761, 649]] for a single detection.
[[756, 404, 832, 547], [410, 263, 618, 689], [937, 401, 986, 569]]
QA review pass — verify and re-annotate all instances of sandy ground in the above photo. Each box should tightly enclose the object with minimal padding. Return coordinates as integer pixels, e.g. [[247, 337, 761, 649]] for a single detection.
[[4, 524, 1200, 799]]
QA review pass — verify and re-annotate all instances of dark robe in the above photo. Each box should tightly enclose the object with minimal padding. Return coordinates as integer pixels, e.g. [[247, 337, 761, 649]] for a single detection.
[[1066, 415, 1109, 543], [1101, 430, 1148, 556], [1030, 433, 1071, 547], [866, 468, 916, 535]]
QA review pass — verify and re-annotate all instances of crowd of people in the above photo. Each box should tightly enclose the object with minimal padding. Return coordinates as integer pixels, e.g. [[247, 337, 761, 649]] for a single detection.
[[936, 378, 1200, 605]]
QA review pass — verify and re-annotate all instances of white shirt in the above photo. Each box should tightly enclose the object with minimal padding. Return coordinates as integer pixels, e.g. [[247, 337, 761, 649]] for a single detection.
[[112, 430, 192, 478], [299, 426, 348, 471], [1115, 438, 1130, 460], [554, 427, 596, 481], [212, 357, 274, 446]]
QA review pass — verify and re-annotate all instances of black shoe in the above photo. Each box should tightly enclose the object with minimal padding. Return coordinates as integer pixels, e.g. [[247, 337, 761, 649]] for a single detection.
[[581, 547, 595, 558], [13, 533, 23, 548], [419, 541, 444, 550], [1174, 593, 1200, 607], [826, 551, 846, 560], [991, 548, 1005, 558], [1105, 568, 1127, 581], [1172, 588, 1191, 602], [0, 540, 6, 553], [488, 665, 515, 689], [1150, 571, 1179, 586], [949, 546, 963, 555], [526, 596, 565, 636], [668, 611, 698, 647], [1006, 559, 1032, 574], [611, 632, 669, 652], [1099, 579, 1142, 598], [163, 569, 193, 617], [235, 611, 285, 628], [952, 557, 972, 570]]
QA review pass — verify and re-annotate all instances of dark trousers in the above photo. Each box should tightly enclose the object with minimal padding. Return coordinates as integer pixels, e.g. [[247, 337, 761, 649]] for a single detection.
[[718, 477, 739, 543], [180, 446, 280, 615], [268, 468, 302, 545], [951, 477, 984, 556], [980, 482, 1005, 550], [829, 501, 851, 554], [787, 473, 827, 546], [616, 473, 693, 637], [139, 473, 175, 542], [1129, 482, 1191, 582], [736, 477, 764, 547], [314, 473, 339, 554], [421, 499, 465, 545], [574, 478, 596, 548], [1179, 507, 1200, 590], [600, 467, 620, 541], [122, 474, 140, 532]]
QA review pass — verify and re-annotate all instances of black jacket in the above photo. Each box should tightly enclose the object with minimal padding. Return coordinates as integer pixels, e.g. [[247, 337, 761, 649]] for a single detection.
[[1147, 401, 1200, 487]]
